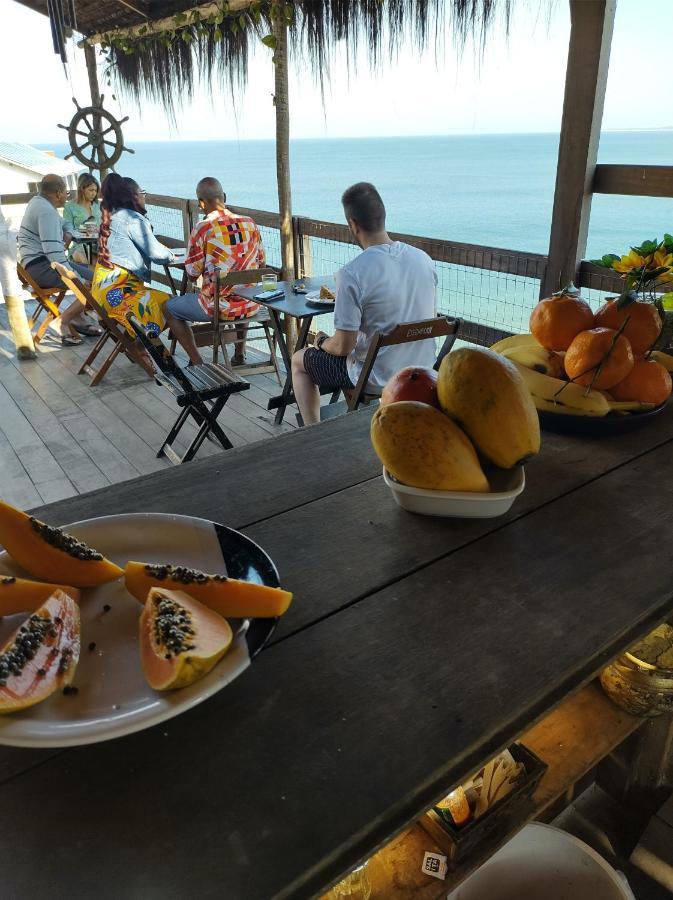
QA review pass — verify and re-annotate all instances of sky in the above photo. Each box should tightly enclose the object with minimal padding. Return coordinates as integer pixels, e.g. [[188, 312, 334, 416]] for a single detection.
[[0, 0, 670, 144]]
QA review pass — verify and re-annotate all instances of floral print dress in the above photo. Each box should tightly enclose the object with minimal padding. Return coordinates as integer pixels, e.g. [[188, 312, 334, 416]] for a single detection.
[[92, 263, 170, 337]]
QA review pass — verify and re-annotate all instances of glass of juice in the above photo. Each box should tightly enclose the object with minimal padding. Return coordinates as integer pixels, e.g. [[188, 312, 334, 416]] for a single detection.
[[262, 273, 278, 292]]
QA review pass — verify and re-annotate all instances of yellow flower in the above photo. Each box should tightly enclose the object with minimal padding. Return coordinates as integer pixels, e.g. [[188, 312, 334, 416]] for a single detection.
[[613, 250, 647, 274], [653, 249, 673, 269]]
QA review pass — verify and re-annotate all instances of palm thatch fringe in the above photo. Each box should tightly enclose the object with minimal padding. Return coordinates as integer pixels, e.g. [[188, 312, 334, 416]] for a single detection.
[[105, 0, 511, 117]]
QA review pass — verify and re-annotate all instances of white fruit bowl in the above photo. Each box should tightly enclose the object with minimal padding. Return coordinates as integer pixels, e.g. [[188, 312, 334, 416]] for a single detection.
[[382, 465, 525, 518]]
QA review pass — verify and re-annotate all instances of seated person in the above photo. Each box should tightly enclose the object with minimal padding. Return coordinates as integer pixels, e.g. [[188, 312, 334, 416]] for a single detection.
[[164, 177, 266, 366], [17, 174, 98, 344], [63, 173, 101, 265], [292, 182, 437, 425], [92, 174, 174, 355]]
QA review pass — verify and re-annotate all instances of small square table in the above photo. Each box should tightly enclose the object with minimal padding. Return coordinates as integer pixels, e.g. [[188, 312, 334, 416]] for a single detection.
[[234, 277, 336, 423]]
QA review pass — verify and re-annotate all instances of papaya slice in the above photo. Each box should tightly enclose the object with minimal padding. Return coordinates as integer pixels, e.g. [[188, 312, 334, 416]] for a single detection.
[[0, 500, 122, 588], [0, 589, 80, 714], [140, 588, 233, 691], [0, 576, 81, 617], [125, 561, 293, 618]]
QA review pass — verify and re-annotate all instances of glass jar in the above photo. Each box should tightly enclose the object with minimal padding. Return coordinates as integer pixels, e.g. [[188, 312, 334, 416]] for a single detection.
[[600, 624, 673, 717], [328, 862, 372, 900]]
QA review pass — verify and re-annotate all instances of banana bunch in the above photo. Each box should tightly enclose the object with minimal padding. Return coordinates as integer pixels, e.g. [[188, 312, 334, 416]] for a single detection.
[[650, 351, 673, 373], [509, 361, 610, 417]]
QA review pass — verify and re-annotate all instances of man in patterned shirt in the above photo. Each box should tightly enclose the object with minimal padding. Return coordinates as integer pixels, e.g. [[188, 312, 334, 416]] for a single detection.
[[164, 177, 266, 365]]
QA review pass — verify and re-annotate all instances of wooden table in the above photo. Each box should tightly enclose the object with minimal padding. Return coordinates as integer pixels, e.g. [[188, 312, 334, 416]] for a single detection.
[[235, 277, 336, 423], [3, 407, 673, 898]]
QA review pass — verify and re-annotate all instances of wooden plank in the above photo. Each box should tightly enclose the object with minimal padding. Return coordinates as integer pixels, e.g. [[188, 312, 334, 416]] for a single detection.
[[32, 407, 381, 524], [0, 192, 34, 205], [0, 427, 42, 509], [0, 362, 109, 497], [0, 382, 67, 486], [540, 0, 616, 297], [244, 406, 673, 639], [593, 164, 673, 198], [2, 439, 672, 899], [34, 477, 77, 505]]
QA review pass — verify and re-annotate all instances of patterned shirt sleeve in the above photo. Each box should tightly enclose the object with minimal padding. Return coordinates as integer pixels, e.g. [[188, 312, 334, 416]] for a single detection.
[[185, 220, 207, 278]]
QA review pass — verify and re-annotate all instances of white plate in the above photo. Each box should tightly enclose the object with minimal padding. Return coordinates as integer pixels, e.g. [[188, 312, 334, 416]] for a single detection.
[[382, 466, 525, 518], [306, 289, 335, 304], [0, 513, 279, 748]]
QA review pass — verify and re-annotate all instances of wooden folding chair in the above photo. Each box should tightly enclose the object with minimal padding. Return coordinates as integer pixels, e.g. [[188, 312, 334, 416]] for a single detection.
[[312, 315, 461, 424], [16, 262, 67, 345], [51, 262, 151, 386], [127, 314, 250, 465], [169, 267, 282, 383]]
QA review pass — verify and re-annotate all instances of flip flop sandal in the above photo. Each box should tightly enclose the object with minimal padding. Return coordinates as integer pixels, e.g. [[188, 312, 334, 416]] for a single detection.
[[73, 323, 103, 337], [61, 335, 83, 346], [231, 355, 246, 366]]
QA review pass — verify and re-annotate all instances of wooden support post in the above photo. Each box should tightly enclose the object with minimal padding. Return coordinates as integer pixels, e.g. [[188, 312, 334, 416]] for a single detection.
[[83, 43, 109, 180], [272, 9, 296, 346], [540, 0, 616, 298]]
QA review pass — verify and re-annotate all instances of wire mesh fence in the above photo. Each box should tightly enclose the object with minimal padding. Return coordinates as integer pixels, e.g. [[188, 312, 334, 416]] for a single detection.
[[303, 229, 545, 344]]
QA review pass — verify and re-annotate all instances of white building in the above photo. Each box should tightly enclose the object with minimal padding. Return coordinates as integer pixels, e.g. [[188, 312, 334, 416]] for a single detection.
[[0, 143, 83, 301]]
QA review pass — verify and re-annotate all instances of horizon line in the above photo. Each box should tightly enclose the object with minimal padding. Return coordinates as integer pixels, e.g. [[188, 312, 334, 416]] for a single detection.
[[29, 126, 673, 145]]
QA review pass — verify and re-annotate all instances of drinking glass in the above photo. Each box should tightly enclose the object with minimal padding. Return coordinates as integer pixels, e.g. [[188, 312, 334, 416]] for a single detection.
[[328, 863, 371, 900], [262, 273, 278, 292]]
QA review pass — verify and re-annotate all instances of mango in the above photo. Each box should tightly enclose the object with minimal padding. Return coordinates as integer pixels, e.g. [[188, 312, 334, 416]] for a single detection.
[[370, 401, 489, 492], [437, 347, 540, 468]]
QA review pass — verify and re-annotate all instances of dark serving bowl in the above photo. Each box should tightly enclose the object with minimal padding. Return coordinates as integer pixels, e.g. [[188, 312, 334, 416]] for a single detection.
[[538, 400, 668, 436]]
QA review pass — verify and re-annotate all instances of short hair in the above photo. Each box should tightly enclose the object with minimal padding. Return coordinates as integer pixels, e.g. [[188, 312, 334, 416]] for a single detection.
[[76, 173, 99, 205], [41, 174, 67, 197], [196, 177, 226, 204], [341, 182, 386, 232]]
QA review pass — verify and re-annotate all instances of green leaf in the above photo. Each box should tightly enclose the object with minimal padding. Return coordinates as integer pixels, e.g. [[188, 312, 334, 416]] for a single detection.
[[181, 30, 193, 43], [590, 253, 620, 269], [213, 27, 223, 40], [239, 14, 247, 28], [661, 293, 673, 312], [631, 239, 659, 256], [261, 34, 277, 49], [173, 12, 187, 25]]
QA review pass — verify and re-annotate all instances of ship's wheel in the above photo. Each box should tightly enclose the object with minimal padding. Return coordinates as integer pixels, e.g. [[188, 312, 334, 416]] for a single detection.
[[57, 97, 133, 171]]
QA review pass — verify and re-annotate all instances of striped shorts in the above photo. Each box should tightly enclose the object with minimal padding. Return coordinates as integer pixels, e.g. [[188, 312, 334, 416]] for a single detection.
[[302, 347, 354, 389]]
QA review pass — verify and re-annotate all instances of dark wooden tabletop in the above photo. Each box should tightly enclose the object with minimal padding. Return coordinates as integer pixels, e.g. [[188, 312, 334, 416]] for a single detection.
[[235, 276, 336, 319], [3, 406, 673, 899]]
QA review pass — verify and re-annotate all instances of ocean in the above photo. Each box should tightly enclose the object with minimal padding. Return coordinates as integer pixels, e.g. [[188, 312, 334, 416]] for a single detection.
[[42, 130, 673, 259]]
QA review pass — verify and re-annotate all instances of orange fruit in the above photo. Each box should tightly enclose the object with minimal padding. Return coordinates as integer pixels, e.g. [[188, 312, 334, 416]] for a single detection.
[[611, 358, 672, 405], [530, 293, 595, 351], [594, 299, 662, 356], [564, 327, 635, 389]]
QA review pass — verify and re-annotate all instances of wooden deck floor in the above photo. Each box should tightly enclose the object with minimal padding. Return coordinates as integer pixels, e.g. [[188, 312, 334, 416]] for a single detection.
[[0, 300, 297, 511]]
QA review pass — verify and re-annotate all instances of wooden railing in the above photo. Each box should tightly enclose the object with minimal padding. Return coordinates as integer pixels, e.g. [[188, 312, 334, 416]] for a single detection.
[[2, 188, 652, 343]]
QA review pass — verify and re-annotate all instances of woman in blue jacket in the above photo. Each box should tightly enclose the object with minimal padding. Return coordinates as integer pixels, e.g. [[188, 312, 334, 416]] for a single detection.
[[92, 173, 175, 338]]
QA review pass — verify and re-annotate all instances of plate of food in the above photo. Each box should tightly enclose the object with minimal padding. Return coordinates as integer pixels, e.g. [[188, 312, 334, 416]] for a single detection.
[[306, 285, 336, 308], [0, 502, 292, 747]]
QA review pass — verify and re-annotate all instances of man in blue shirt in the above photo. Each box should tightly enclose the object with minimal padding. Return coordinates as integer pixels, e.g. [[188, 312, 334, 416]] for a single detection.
[[18, 175, 98, 344]]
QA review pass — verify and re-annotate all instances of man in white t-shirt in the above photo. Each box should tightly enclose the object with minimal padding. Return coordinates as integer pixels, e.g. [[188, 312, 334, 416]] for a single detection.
[[291, 182, 437, 425]]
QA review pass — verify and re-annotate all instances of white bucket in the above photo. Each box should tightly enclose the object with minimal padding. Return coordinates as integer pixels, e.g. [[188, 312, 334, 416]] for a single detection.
[[446, 823, 635, 900]]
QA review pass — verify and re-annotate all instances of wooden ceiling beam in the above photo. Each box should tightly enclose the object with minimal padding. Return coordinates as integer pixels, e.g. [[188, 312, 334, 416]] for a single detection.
[[82, 0, 255, 45]]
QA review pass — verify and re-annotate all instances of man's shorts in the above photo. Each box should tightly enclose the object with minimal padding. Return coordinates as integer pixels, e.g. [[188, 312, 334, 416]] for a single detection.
[[303, 347, 354, 389], [165, 292, 211, 323], [25, 257, 92, 288]]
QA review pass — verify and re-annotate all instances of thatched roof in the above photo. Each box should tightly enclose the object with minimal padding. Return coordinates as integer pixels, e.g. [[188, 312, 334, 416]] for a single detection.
[[13, 0, 511, 115]]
